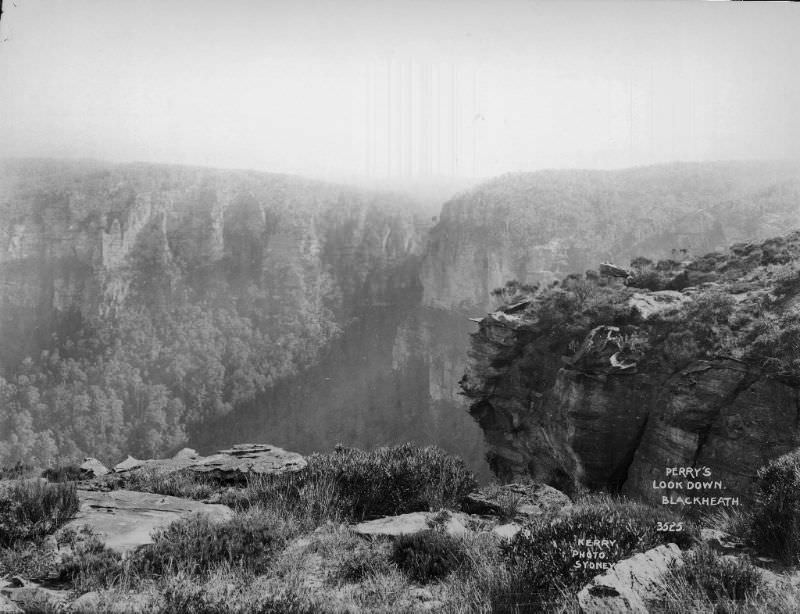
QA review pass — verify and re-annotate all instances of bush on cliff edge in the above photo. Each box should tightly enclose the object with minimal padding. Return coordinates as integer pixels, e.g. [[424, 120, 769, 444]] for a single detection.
[[228, 443, 476, 523], [0, 480, 79, 545], [494, 495, 697, 612], [750, 449, 800, 564]]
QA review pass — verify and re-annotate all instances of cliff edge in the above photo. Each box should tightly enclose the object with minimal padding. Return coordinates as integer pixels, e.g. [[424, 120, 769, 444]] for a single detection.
[[462, 231, 800, 503]]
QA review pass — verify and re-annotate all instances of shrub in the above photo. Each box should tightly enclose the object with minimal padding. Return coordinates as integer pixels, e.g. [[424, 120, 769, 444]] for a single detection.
[[41, 464, 84, 483], [230, 444, 476, 523], [121, 467, 218, 500], [0, 480, 79, 545], [0, 462, 35, 481], [158, 576, 316, 614], [628, 270, 665, 291], [749, 449, 800, 563], [390, 530, 467, 584], [746, 314, 800, 377], [131, 513, 283, 576], [499, 495, 696, 609], [651, 546, 770, 612], [335, 546, 391, 584], [677, 546, 763, 603], [58, 534, 124, 590], [310, 444, 476, 520], [663, 330, 700, 367], [223, 470, 340, 532], [0, 540, 58, 578]]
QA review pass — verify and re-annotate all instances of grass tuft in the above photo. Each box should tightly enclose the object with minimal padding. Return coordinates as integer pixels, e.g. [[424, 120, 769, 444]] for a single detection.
[[391, 530, 468, 584], [0, 479, 79, 545]]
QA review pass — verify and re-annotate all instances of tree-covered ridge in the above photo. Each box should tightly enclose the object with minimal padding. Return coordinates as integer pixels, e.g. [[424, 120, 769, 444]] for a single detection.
[[0, 160, 429, 468], [423, 161, 800, 312], [448, 161, 800, 251]]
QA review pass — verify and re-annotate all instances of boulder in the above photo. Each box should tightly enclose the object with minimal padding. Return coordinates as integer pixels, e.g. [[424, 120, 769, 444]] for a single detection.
[[353, 511, 469, 538], [111, 443, 306, 481], [190, 443, 306, 479], [491, 522, 522, 541], [113, 456, 144, 473], [59, 489, 233, 554], [80, 457, 109, 478], [577, 543, 683, 614], [462, 482, 571, 519]]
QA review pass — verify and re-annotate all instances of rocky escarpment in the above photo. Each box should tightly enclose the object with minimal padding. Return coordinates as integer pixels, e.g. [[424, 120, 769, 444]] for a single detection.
[[423, 161, 800, 312], [0, 160, 428, 368], [463, 232, 800, 503]]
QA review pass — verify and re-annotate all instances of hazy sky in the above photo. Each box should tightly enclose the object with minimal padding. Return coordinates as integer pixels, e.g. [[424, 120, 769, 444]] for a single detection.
[[1, 0, 799, 182]]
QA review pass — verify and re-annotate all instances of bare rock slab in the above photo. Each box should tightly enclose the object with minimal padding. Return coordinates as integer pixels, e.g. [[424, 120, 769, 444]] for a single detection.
[[60, 489, 233, 555], [577, 543, 683, 614], [462, 482, 571, 519], [353, 512, 469, 538]]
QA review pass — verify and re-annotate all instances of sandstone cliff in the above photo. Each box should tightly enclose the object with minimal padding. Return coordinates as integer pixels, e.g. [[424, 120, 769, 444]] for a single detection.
[[0, 160, 428, 366], [462, 232, 800, 503]]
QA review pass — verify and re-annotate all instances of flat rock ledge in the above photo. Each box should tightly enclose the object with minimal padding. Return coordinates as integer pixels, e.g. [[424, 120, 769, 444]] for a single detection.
[[577, 543, 683, 614], [59, 489, 233, 555], [353, 511, 472, 538], [111, 443, 307, 481]]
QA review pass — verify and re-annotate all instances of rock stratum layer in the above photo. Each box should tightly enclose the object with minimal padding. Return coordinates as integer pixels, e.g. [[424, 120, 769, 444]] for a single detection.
[[463, 232, 800, 503]]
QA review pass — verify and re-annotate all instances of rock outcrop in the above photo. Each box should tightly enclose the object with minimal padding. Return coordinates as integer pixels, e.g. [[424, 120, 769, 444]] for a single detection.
[[111, 443, 307, 481], [60, 489, 233, 554], [462, 482, 572, 520], [79, 458, 109, 478], [577, 543, 683, 613], [463, 232, 800, 502], [353, 511, 470, 538]]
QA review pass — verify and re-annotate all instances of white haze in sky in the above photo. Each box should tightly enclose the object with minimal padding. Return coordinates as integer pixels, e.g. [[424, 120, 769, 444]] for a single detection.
[[1, 0, 799, 183]]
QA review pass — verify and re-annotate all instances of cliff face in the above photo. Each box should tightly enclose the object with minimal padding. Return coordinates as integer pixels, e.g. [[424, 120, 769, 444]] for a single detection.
[[0, 160, 428, 371], [463, 233, 800, 502], [422, 162, 800, 312]]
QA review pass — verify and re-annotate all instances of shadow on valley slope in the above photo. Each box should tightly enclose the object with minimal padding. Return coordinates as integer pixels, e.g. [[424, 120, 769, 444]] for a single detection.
[[193, 305, 492, 483]]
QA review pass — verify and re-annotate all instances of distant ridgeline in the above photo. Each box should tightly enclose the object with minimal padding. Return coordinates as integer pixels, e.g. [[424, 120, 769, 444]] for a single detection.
[[462, 231, 800, 503], [0, 159, 429, 466]]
